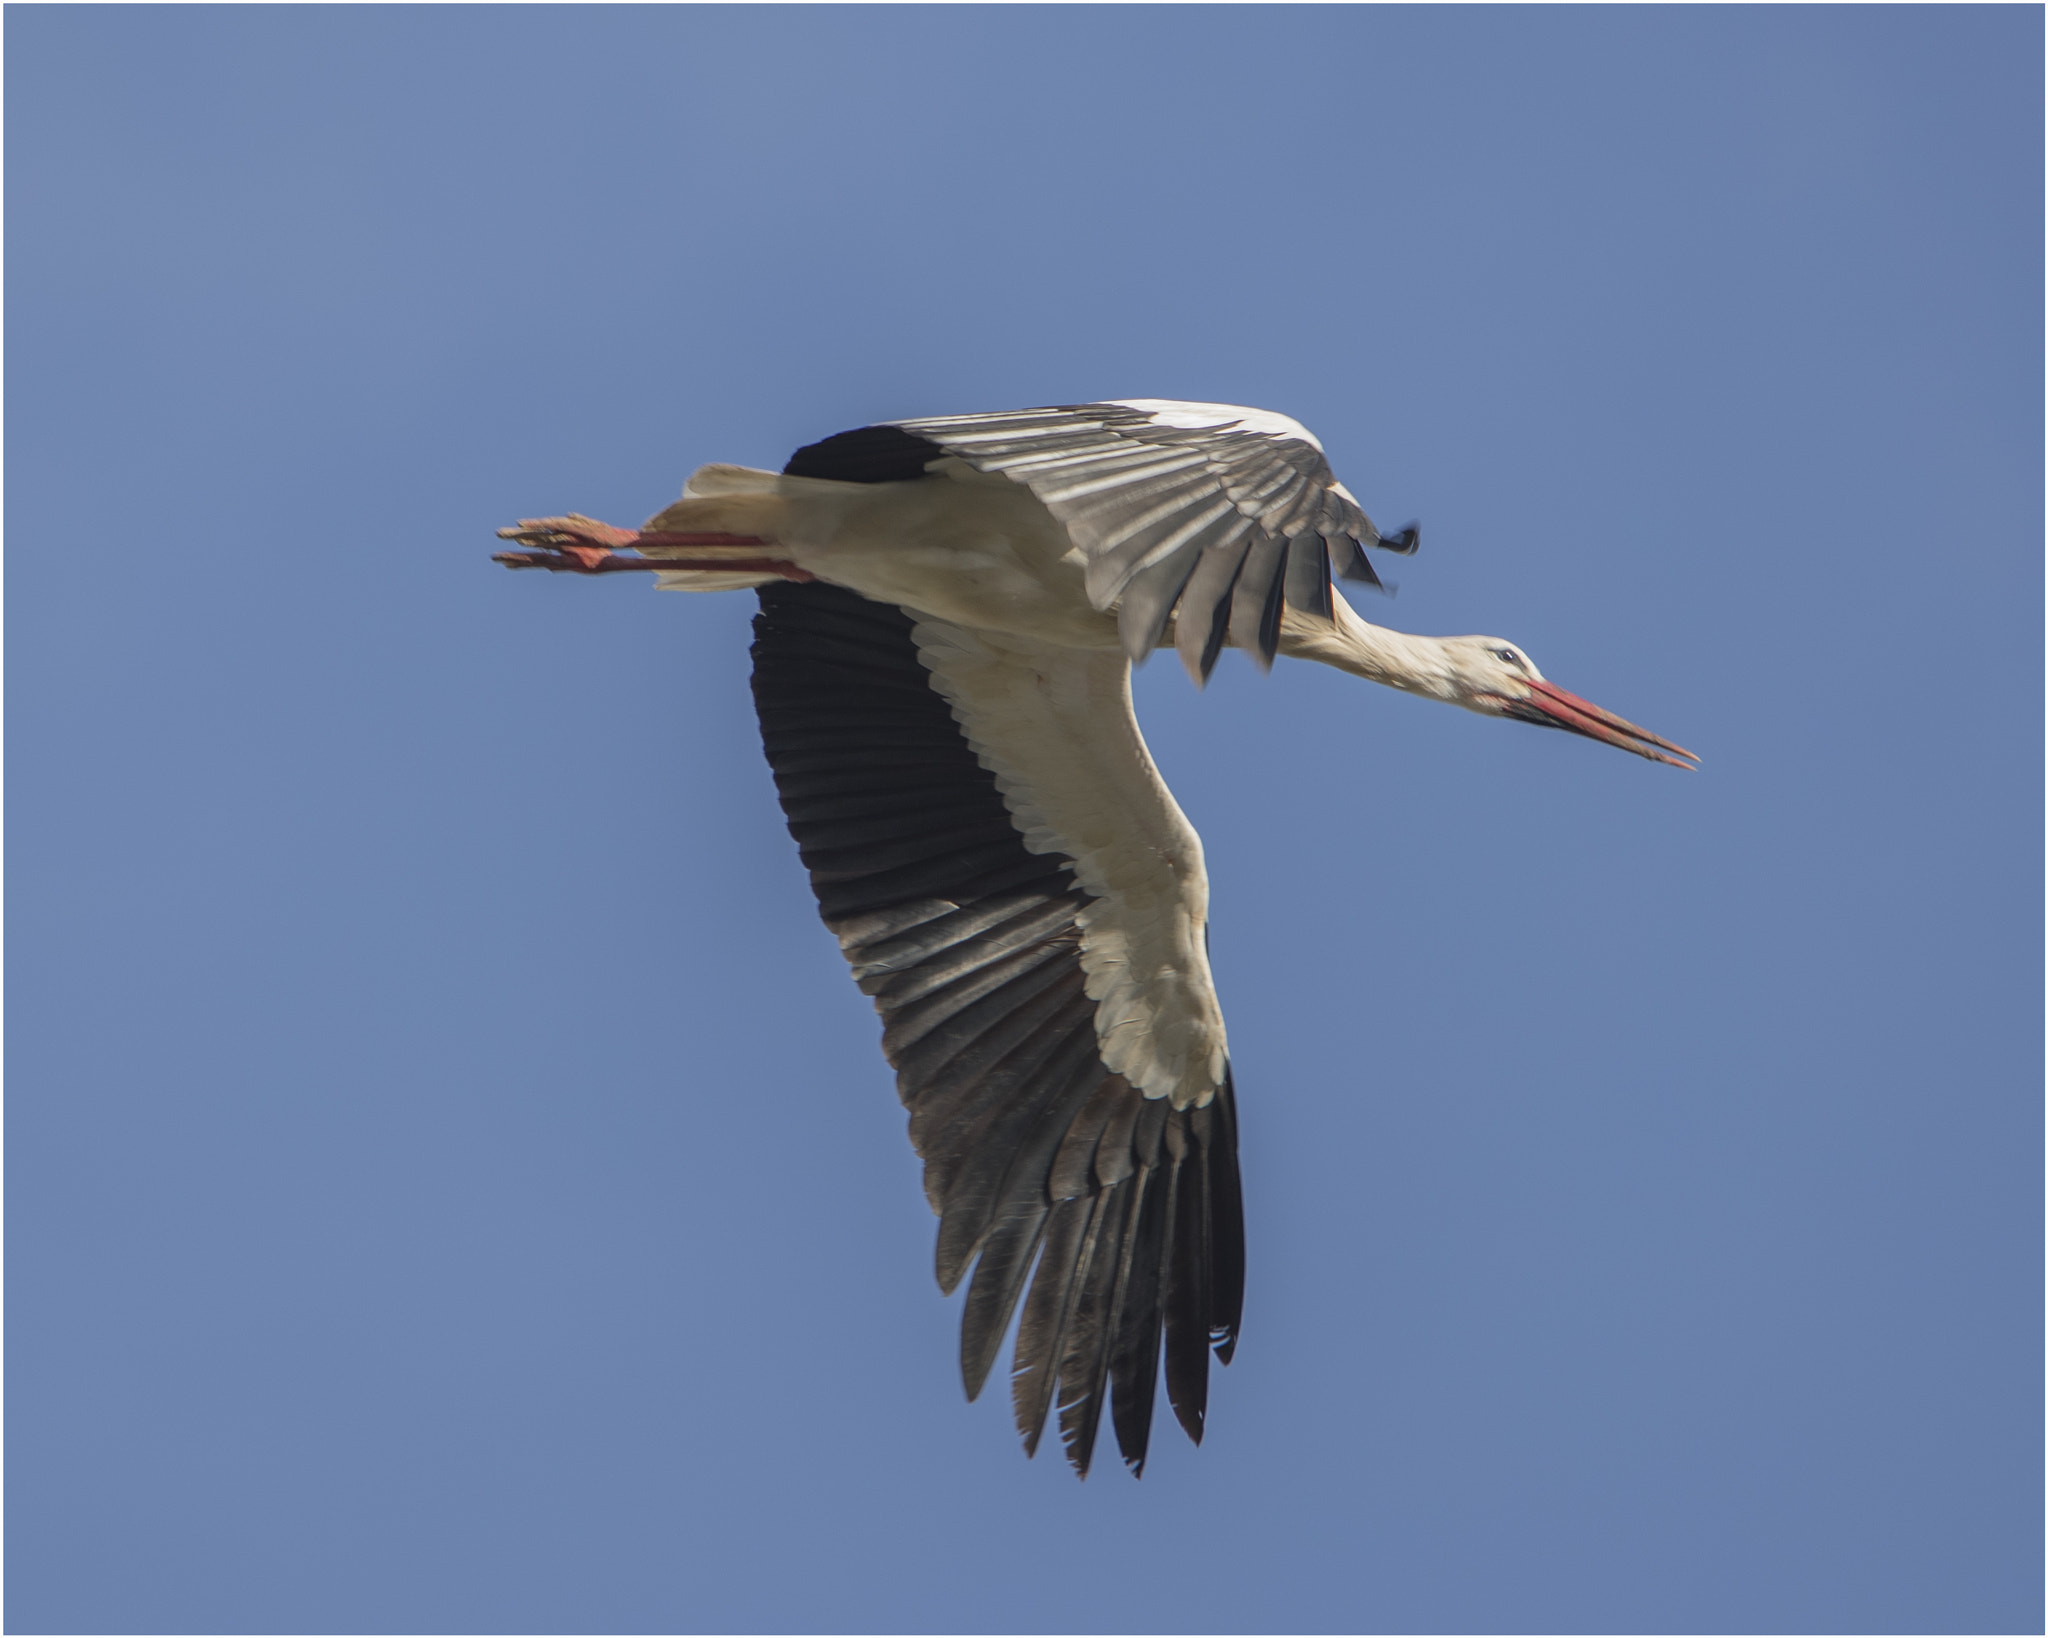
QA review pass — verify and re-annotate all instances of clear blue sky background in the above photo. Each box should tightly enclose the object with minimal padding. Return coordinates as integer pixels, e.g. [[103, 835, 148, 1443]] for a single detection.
[[8, 7, 2039, 1634]]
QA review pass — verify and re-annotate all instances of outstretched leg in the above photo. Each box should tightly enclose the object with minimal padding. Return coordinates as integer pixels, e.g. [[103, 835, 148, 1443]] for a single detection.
[[493, 515, 814, 581]]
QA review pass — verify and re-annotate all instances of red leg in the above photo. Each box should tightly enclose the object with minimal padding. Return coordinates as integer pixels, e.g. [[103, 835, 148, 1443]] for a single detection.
[[493, 517, 814, 580]]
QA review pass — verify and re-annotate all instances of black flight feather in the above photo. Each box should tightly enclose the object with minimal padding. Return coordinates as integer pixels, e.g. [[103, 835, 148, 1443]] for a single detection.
[[1011, 1193, 1097, 1458], [1108, 1161, 1171, 1472], [958, 1203, 1051, 1398], [1054, 1187, 1126, 1474]]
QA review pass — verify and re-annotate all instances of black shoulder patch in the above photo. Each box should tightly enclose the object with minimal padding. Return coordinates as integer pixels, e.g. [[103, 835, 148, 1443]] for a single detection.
[[783, 424, 947, 485]]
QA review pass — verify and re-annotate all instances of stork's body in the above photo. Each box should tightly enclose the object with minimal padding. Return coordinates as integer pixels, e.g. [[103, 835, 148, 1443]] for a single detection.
[[496, 402, 1692, 1477]]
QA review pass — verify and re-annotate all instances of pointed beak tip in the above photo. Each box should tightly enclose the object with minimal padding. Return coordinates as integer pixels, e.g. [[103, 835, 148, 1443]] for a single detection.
[[1517, 679, 1696, 770]]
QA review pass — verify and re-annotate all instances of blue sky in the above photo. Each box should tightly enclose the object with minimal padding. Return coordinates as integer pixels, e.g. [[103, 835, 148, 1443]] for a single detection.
[[8, 6, 2039, 1634]]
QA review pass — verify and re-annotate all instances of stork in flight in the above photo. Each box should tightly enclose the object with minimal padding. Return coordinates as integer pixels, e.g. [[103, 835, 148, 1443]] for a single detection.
[[495, 400, 1694, 1477]]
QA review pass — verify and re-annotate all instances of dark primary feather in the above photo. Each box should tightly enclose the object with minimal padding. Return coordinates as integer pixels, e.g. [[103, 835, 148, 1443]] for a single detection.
[[750, 565, 1244, 1476], [885, 401, 1410, 673]]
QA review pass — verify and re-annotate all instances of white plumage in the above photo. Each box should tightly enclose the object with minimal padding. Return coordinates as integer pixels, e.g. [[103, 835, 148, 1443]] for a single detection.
[[496, 400, 1694, 1476]]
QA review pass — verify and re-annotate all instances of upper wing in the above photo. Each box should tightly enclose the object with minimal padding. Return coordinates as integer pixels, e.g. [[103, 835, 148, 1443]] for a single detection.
[[749, 576, 1243, 1476], [886, 399, 1417, 676]]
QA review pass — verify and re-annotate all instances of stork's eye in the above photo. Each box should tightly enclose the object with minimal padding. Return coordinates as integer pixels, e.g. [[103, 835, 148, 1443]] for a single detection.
[[1493, 648, 1523, 667]]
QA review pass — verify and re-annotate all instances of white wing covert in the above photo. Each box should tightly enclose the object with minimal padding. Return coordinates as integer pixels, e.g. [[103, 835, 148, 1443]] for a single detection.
[[887, 400, 1417, 677]]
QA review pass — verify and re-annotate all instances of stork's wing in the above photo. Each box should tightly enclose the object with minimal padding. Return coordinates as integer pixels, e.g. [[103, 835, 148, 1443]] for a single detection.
[[884, 399, 1416, 675], [750, 576, 1243, 1476]]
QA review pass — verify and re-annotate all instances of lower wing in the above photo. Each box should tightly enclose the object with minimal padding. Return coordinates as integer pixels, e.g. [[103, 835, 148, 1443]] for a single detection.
[[748, 579, 1244, 1475]]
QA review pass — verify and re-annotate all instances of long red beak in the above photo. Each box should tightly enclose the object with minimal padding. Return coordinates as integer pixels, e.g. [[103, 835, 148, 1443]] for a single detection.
[[1501, 679, 1698, 769]]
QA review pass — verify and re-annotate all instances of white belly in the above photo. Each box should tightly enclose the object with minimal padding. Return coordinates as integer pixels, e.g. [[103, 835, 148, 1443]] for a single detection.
[[778, 465, 1122, 651]]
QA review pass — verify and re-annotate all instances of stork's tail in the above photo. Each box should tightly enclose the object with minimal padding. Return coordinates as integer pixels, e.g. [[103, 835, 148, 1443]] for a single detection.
[[643, 465, 795, 592]]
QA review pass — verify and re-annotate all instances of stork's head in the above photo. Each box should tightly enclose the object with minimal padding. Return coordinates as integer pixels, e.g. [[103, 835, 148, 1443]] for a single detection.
[[1437, 637, 1698, 769]]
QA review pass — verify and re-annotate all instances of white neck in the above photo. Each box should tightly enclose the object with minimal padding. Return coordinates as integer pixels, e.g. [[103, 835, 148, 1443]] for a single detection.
[[1278, 591, 1462, 702]]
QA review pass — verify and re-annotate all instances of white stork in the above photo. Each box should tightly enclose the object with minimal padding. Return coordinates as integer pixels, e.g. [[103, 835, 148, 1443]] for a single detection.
[[495, 400, 1694, 1477]]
